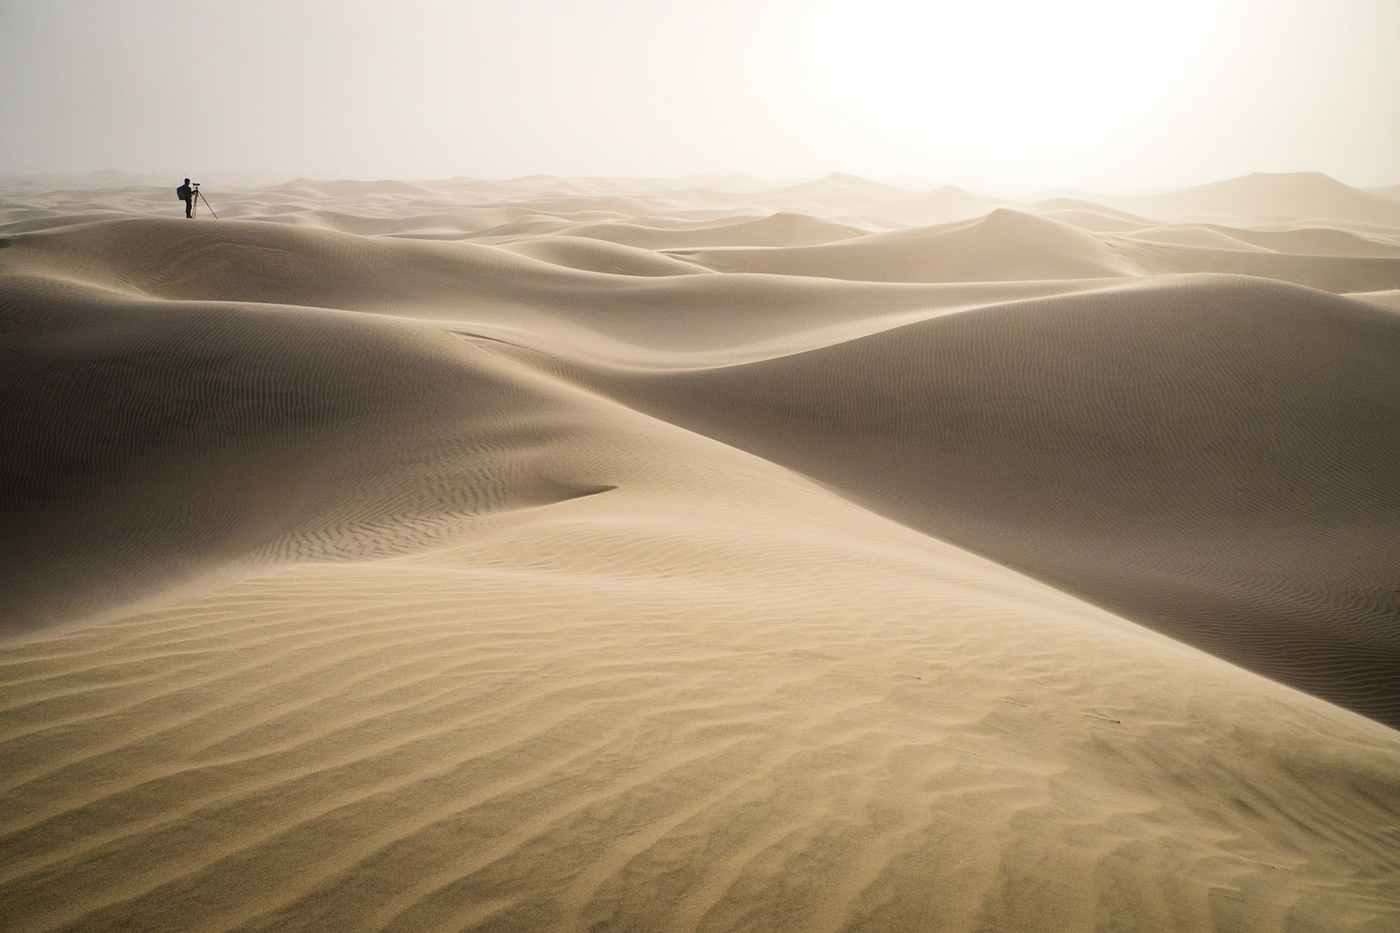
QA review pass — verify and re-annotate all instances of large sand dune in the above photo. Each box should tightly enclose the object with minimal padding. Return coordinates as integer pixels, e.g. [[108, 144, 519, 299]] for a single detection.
[[2, 172, 1399, 932], [1109, 172, 1400, 228]]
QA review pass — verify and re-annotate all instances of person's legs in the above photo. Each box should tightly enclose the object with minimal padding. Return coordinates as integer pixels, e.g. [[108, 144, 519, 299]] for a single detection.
[[185, 199, 193, 218]]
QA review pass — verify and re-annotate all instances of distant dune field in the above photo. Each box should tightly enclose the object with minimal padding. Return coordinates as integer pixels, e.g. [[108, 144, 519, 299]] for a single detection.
[[2, 172, 1399, 932]]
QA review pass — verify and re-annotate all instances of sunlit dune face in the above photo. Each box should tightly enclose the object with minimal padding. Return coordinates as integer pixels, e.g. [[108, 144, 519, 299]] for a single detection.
[[827, 0, 1208, 142]]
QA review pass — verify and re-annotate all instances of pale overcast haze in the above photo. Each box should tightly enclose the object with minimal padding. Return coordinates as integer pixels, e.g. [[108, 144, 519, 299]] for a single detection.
[[2, 0, 1398, 192]]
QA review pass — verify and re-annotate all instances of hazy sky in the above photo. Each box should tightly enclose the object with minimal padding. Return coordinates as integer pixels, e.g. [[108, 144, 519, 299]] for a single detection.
[[2, 0, 1397, 192]]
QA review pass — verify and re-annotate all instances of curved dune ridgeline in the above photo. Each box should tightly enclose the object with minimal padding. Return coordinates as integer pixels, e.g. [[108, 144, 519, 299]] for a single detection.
[[2, 174, 1398, 933], [571, 275, 1400, 725]]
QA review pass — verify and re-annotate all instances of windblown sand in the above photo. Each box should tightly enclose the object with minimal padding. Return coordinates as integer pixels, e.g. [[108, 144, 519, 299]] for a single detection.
[[2, 172, 1399, 931]]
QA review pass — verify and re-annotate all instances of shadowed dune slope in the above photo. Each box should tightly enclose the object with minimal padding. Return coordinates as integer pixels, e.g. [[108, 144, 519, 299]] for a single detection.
[[563, 275, 1400, 726], [1109, 237, 1400, 293], [0, 277, 615, 634]]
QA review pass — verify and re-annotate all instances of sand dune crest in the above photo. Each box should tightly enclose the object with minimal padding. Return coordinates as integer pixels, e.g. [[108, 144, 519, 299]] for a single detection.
[[554, 273, 1400, 725], [672, 209, 1136, 283]]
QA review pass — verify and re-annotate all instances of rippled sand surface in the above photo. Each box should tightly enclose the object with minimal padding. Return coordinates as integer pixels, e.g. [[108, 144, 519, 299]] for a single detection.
[[3, 172, 1399, 931]]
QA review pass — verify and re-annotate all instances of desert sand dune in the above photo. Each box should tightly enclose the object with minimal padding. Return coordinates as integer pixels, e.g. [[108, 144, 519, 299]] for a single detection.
[[1198, 224, 1400, 258], [1348, 288, 1400, 310], [1, 213, 143, 235], [741, 171, 918, 213], [1110, 237, 1400, 293], [0, 185, 181, 233], [1112, 171, 1400, 227], [0, 276, 617, 635], [477, 194, 689, 221], [561, 212, 869, 249], [558, 274, 1400, 726], [859, 185, 1007, 227], [269, 178, 442, 198], [1120, 223, 1277, 251], [1022, 199, 1155, 232], [497, 236, 715, 276], [2, 174, 1399, 932], [641, 207, 1400, 292], [1, 216, 1124, 355], [1023, 210, 1150, 233], [1125, 222, 1400, 258], [452, 213, 590, 240], [671, 209, 1138, 283]]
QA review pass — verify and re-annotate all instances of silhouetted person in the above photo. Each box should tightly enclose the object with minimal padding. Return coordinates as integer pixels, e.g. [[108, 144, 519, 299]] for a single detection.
[[177, 178, 194, 218]]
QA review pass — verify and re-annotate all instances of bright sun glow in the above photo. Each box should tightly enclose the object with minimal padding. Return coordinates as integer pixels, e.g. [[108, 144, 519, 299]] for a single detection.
[[828, 0, 1209, 142]]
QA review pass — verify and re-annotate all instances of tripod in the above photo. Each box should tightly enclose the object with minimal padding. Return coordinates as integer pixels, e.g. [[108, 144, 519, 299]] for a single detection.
[[190, 184, 220, 219]]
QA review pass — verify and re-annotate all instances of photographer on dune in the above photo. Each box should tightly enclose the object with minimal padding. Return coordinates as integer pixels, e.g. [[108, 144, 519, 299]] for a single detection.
[[176, 178, 194, 218]]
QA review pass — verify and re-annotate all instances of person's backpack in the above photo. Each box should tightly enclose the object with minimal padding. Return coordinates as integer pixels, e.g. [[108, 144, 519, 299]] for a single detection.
[[176, 185, 188, 201]]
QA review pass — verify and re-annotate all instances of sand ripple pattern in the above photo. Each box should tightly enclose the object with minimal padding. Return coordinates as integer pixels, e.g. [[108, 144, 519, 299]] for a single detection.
[[3, 554, 1399, 933], [3, 173, 1400, 931]]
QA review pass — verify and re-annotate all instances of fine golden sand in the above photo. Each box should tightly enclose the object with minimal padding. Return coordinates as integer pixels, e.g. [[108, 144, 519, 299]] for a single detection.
[[2, 172, 1399, 932]]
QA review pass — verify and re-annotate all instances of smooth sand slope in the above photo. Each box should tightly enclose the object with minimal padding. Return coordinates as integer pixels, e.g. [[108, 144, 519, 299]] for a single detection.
[[1109, 172, 1400, 228], [568, 275, 1400, 725], [2, 172, 1399, 932], [668, 210, 1139, 283]]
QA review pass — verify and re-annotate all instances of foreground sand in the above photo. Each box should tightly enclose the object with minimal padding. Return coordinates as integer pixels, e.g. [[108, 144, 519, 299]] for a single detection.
[[2, 172, 1399, 931]]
